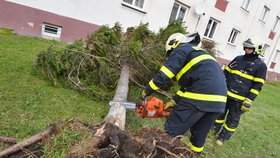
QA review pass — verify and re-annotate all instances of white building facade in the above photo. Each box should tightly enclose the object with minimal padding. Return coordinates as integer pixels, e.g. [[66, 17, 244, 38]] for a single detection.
[[1, 0, 280, 80]]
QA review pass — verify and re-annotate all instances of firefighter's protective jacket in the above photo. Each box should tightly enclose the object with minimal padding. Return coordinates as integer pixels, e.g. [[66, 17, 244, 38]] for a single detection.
[[224, 54, 267, 102], [144, 43, 227, 113]]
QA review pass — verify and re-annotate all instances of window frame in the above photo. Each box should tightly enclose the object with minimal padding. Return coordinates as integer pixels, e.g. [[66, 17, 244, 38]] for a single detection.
[[41, 23, 62, 38], [273, 50, 280, 62], [259, 5, 270, 23], [203, 18, 219, 39], [169, 1, 189, 23], [272, 16, 280, 32], [262, 44, 270, 55], [227, 28, 240, 45], [241, 0, 250, 11], [122, 0, 145, 12]]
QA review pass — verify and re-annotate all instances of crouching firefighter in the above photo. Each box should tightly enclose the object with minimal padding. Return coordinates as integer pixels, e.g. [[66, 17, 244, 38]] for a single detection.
[[214, 36, 267, 145], [140, 32, 227, 154]]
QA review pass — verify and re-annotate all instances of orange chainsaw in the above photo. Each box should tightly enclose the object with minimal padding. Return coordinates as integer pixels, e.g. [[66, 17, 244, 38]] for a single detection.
[[108, 97, 171, 118], [135, 96, 171, 118]]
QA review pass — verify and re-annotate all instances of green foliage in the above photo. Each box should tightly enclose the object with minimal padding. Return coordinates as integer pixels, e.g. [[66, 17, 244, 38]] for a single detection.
[[34, 21, 187, 99], [157, 20, 187, 43], [202, 39, 217, 57]]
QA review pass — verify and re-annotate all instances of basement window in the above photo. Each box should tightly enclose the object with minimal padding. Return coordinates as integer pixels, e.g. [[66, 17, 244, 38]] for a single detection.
[[41, 23, 62, 39]]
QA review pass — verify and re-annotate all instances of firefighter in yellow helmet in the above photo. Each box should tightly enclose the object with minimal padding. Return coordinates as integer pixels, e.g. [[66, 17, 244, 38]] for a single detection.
[[140, 32, 227, 154], [214, 36, 267, 145]]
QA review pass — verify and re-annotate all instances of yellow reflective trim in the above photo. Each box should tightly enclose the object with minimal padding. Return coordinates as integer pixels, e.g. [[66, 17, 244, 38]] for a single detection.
[[225, 66, 231, 72], [226, 67, 254, 80], [176, 54, 216, 80], [160, 66, 175, 78], [177, 90, 227, 102], [226, 67, 265, 84], [148, 80, 159, 90], [253, 77, 265, 84], [224, 123, 236, 132], [189, 143, 204, 152], [215, 119, 225, 124], [250, 88, 259, 95], [227, 91, 246, 101]]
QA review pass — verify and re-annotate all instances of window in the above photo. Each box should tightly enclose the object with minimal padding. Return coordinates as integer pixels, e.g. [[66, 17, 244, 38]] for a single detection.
[[204, 18, 219, 39], [41, 23, 62, 38], [123, 0, 144, 9], [169, 2, 188, 23], [241, 0, 250, 10], [228, 29, 240, 44], [262, 44, 270, 55], [259, 5, 270, 22], [272, 16, 280, 32]]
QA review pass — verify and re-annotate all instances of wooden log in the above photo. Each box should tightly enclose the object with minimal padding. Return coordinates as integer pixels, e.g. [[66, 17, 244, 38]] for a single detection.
[[0, 124, 57, 157], [104, 65, 129, 130]]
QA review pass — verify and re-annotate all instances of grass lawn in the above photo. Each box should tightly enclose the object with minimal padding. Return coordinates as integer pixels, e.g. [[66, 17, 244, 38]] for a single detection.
[[0, 34, 108, 139], [0, 34, 279, 157]]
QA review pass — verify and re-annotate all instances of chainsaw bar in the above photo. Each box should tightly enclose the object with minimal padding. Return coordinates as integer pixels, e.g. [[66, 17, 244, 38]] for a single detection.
[[108, 101, 136, 109]]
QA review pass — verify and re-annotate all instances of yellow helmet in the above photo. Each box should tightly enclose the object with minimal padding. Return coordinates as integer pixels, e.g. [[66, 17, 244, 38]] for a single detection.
[[243, 36, 264, 55]]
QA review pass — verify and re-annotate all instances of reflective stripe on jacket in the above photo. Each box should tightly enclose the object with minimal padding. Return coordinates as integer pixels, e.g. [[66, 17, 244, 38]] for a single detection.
[[224, 54, 267, 101], [145, 43, 227, 113]]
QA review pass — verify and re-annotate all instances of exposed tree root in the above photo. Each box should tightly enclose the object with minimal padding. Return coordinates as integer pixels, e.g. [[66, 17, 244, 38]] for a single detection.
[[1, 119, 196, 158], [66, 122, 197, 158]]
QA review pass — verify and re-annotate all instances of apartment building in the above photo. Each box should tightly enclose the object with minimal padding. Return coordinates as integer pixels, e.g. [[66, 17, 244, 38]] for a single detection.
[[1, 0, 280, 80]]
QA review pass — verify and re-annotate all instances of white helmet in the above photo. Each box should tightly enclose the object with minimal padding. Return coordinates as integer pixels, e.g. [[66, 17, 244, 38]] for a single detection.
[[243, 36, 264, 55], [165, 32, 201, 53]]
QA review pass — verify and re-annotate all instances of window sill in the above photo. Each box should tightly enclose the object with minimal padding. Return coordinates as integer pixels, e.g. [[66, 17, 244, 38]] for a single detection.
[[202, 36, 215, 42], [227, 42, 236, 47], [121, 2, 146, 14], [259, 19, 266, 24], [240, 7, 249, 13]]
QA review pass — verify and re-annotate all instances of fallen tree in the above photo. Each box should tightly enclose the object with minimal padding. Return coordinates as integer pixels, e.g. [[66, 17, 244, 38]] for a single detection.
[[0, 21, 199, 157]]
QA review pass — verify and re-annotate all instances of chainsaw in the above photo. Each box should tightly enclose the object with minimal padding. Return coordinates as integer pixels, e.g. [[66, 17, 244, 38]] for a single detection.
[[108, 96, 171, 118]]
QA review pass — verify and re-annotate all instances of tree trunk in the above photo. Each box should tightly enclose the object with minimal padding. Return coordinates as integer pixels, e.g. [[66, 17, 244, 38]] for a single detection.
[[104, 65, 129, 130]]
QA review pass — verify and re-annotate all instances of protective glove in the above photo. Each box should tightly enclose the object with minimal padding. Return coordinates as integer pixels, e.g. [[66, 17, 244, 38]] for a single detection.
[[140, 90, 148, 98], [164, 99, 176, 110], [241, 98, 252, 113]]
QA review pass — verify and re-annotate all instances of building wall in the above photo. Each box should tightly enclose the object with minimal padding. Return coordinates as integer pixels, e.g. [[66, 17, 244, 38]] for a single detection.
[[2, 0, 280, 80], [6, 0, 174, 32], [0, 1, 100, 42]]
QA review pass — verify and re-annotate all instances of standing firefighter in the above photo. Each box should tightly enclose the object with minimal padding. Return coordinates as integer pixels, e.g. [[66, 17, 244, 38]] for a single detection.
[[140, 32, 227, 154], [214, 36, 267, 145]]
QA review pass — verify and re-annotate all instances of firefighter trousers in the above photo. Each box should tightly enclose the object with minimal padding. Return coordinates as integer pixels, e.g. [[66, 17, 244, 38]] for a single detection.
[[164, 104, 221, 152], [213, 98, 243, 142]]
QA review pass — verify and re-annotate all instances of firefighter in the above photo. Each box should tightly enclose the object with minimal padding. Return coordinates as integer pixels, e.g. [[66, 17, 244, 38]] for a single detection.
[[214, 36, 267, 145], [140, 32, 227, 154]]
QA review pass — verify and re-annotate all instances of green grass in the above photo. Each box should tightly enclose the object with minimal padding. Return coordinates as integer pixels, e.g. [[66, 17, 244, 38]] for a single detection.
[[0, 34, 108, 140], [1, 34, 280, 157]]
